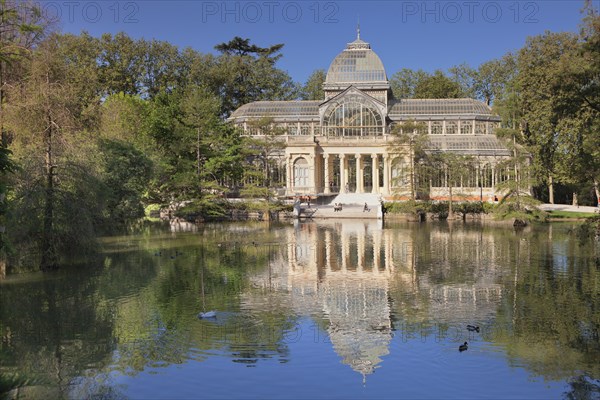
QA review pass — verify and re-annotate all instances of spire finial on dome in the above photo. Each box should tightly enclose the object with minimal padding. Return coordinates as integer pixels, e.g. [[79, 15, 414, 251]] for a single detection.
[[357, 16, 360, 40]]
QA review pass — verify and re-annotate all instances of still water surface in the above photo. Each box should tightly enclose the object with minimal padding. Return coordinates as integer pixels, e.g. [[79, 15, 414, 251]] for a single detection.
[[1, 221, 599, 399]]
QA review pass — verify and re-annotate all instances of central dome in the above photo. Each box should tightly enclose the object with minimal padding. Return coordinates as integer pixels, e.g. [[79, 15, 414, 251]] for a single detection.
[[325, 34, 387, 84]]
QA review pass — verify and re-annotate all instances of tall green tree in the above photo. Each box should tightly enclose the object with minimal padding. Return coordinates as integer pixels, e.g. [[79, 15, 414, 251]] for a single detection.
[[430, 152, 473, 219], [388, 120, 429, 201], [0, 0, 46, 275], [241, 117, 286, 204], [5, 35, 102, 270], [213, 37, 297, 116], [389, 68, 429, 99], [300, 69, 325, 100], [448, 63, 477, 99], [517, 31, 580, 204], [414, 70, 465, 99], [181, 85, 221, 196], [98, 32, 144, 97], [553, 2, 600, 204]]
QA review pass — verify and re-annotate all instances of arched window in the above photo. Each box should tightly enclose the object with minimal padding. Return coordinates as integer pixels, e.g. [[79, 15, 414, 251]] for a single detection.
[[322, 95, 383, 137], [460, 121, 473, 135], [293, 158, 309, 188]]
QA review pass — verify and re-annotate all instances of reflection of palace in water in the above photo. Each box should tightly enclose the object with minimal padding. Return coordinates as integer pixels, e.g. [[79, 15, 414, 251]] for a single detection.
[[246, 222, 506, 379]]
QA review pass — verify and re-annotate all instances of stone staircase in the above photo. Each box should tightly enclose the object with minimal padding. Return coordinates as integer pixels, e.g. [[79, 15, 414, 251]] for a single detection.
[[297, 193, 383, 220], [330, 193, 383, 206]]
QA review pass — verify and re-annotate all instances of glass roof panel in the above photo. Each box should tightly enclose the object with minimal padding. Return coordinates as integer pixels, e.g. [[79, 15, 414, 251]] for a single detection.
[[325, 38, 387, 84], [229, 101, 320, 120], [389, 99, 495, 116], [426, 135, 513, 156]]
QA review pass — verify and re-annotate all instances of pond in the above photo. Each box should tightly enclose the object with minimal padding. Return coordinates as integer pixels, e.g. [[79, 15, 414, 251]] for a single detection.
[[1, 220, 599, 399]]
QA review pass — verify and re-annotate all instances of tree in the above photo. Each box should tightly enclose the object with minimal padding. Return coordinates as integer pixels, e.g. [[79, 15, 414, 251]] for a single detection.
[[388, 120, 429, 201], [494, 128, 544, 224], [553, 2, 600, 204], [389, 68, 428, 99], [4, 35, 100, 270], [489, 53, 521, 129], [300, 69, 325, 100], [414, 70, 465, 99], [448, 63, 477, 99], [98, 32, 144, 97], [181, 85, 221, 196], [240, 117, 286, 204], [214, 36, 283, 57], [517, 31, 580, 204], [0, 0, 47, 275], [98, 139, 152, 226], [429, 152, 473, 219], [213, 37, 297, 116], [139, 38, 183, 98]]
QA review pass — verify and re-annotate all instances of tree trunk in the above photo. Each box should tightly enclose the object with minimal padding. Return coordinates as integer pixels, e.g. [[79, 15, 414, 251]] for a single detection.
[[594, 179, 600, 206], [514, 135, 520, 207], [548, 175, 554, 204], [41, 118, 57, 271], [196, 127, 201, 176], [410, 140, 415, 201], [448, 184, 454, 219], [196, 127, 202, 197]]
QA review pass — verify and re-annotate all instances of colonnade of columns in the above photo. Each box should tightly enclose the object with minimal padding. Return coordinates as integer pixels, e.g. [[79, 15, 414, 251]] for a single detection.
[[286, 151, 521, 198], [288, 227, 401, 275], [288, 152, 396, 195]]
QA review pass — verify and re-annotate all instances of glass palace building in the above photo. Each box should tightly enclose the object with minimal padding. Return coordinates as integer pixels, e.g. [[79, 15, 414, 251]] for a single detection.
[[229, 33, 514, 201]]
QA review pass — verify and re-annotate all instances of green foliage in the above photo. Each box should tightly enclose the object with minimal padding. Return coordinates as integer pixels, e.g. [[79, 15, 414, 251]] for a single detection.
[[548, 211, 598, 219], [454, 201, 485, 217], [414, 70, 465, 99], [384, 201, 424, 215], [388, 120, 430, 200], [98, 139, 153, 227], [0, 372, 35, 395], [384, 200, 489, 220], [213, 36, 297, 116], [427, 201, 449, 218], [390, 68, 466, 100], [300, 69, 325, 100], [144, 204, 161, 216], [492, 195, 547, 223], [575, 215, 600, 242], [174, 198, 229, 221], [389, 68, 429, 99], [482, 201, 497, 214], [241, 117, 287, 201]]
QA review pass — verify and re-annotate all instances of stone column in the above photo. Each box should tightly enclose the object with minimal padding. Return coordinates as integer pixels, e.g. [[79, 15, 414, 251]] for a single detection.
[[307, 155, 315, 194], [383, 155, 390, 195], [356, 153, 363, 193], [340, 154, 347, 193], [286, 155, 293, 195], [371, 154, 379, 194], [324, 153, 331, 194]]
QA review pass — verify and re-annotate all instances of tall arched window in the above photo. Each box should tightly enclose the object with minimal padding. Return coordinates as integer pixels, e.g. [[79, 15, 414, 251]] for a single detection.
[[293, 158, 309, 188], [322, 95, 383, 137]]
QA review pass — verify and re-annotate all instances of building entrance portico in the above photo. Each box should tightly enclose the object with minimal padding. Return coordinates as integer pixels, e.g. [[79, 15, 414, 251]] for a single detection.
[[286, 147, 391, 196]]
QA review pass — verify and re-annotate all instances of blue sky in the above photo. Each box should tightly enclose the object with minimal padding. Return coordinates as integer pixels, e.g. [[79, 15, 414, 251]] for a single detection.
[[50, 0, 597, 83]]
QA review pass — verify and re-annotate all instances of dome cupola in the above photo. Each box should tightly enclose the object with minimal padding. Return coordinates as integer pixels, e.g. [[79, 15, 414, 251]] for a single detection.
[[323, 27, 390, 104]]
